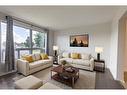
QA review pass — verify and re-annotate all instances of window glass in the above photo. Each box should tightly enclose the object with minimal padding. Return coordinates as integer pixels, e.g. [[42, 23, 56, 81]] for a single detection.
[[32, 50, 41, 54], [32, 30, 45, 48], [13, 25, 30, 48], [32, 30, 45, 54], [20, 50, 30, 58], [0, 22, 7, 62]]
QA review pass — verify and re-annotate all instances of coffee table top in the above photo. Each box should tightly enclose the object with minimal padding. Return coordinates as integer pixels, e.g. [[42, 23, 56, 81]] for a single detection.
[[51, 65, 79, 77]]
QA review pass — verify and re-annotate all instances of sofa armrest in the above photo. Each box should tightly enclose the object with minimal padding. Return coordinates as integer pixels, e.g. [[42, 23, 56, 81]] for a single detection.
[[89, 58, 94, 71], [17, 59, 29, 76], [48, 56, 53, 64], [48, 56, 53, 61], [58, 55, 63, 64]]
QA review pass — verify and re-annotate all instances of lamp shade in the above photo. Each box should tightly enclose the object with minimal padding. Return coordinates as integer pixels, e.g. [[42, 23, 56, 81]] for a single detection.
[[95, 47, 103, 53], [53, 46, 58, 50]]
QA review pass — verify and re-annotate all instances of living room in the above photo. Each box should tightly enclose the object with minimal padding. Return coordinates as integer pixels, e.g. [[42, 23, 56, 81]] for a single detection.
[[0, 5, 127, 91]]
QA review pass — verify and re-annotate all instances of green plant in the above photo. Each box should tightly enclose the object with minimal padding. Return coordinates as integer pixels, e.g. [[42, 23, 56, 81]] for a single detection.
[[61, 60, 67, 65], [34, 32, 45, 48]]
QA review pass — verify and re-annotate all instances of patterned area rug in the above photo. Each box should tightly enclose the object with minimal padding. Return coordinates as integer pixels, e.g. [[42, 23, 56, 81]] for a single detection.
[[13, 67, 96, 89]]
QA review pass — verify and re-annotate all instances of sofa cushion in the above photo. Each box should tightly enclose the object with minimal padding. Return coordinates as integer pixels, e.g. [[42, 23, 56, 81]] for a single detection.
[[42, 59, 52, 64], [62, 52, 70, 58], [73, 59, 90, 66], [81, 53, 90, 60], [60, 58, 73, 64], [29, 60, 48, 69], [34, 53, 41, 61]]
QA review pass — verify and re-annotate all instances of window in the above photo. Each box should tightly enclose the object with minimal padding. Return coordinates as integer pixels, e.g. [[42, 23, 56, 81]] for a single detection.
[[13, 24, 47, 58], [13, 25, 31, 58], [0, 18, 47, 76], [32, 30, 45, 54], [0, 22, 7, 63], [13, 25, 30, 48]]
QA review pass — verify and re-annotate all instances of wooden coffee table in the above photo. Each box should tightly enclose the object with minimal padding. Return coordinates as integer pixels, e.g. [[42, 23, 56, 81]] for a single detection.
[[51, 65, 79, 88]]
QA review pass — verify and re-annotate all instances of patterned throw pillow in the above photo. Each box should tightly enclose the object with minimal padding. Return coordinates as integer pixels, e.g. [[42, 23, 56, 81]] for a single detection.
[[21, 55, 34, 63]]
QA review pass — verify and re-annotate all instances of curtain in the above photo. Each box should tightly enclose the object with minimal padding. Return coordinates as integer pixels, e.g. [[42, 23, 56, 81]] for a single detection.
[[45, 29, 49, 55], [5, 16, 15, 71]]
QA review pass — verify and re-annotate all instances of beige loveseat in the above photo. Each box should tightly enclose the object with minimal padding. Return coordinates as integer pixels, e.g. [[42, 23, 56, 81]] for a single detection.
[[58, 52, 94, 71], [17, 53, 53, 76]]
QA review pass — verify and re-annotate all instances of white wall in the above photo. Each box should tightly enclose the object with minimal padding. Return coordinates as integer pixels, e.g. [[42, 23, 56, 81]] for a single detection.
[[110, 7, 127, 80], [124, 20, 127, 72], [0, 12, 6, 20], [109, 20, 119, 79], [117, 13, 126, 81], [54, 22, 111, 67]]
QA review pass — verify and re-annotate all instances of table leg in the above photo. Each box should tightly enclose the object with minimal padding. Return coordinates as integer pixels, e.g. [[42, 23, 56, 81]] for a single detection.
[[72, 77, 74, 88], [51, 71, 52, 79], [78, 72, 79, 78], [103, 63, 105, 72]]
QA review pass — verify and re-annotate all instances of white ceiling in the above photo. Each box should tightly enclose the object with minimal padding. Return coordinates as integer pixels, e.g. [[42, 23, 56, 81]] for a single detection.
[[0, 6, 119, 31]]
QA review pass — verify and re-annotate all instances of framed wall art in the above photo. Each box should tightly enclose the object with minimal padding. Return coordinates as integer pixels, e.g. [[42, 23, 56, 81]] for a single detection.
[[70, 34, 89, 47]]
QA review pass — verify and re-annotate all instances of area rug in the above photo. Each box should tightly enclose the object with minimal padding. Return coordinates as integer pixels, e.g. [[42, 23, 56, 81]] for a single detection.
[[13, 67, 96, 89]]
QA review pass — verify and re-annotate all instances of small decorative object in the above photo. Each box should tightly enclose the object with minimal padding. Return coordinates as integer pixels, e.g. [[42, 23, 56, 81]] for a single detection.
[[70, 34, 89, 47], [95, 47, 103, 61], [62, 76, 69, 80], [65, 67, 74, 73], [61, 60, 67, 67]]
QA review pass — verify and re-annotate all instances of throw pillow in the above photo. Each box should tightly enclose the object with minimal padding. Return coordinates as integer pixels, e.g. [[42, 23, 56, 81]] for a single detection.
[[71, 53, 79, 59], [40, 53, 49, 60], [22, 55, 34, 63], [31, 54, 36, 61], [62, 52, 70, 58], [81, 53, 90, 60], [34, 53, 41, 61]]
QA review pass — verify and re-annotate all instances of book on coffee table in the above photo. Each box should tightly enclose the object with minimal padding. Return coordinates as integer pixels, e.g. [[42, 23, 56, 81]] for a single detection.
[[65, 67, 74, 73]]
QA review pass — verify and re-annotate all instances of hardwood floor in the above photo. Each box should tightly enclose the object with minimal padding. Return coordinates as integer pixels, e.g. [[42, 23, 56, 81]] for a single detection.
[[0, 72, 18, 89], [0, 63, 8, 76], [0, 68, 125, 89], [95, 69, 124, 89]]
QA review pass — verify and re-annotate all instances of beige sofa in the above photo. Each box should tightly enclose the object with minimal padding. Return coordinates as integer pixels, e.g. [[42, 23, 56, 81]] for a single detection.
[[17, 53, 53, 76], [58, 52, 94, 71]]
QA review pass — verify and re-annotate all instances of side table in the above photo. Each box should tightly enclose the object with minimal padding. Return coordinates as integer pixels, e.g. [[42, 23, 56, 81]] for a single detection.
[[94, 59, 105, 72]]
